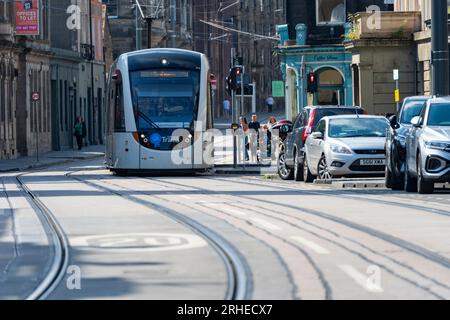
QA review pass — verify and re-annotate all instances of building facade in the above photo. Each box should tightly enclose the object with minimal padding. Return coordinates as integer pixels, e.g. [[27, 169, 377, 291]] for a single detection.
[[275, 0, 393, 120], [0, 0, 110, 159], [0, 0, 52, 159], [105, 0, 194, 60], [192, 0, 285, 118], [393, 0, 450, 96]]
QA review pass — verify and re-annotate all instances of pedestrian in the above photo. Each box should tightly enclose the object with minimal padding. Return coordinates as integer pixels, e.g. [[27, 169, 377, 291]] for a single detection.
[[223, 99, 231, 118], [248, 114, 261, 163], [266, 116, 277, 158], [74, 116, 87, 150], [266, 95, 275, 113], [240, 117, 249, 161]]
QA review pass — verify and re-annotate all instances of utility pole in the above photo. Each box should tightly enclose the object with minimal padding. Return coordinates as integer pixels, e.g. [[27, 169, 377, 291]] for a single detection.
[[170, 0, 176, 47], [135, 6, 142, 50], [88, 0, 96, 145], [431, 0, 449, 96], [146, 17, 153, 49]]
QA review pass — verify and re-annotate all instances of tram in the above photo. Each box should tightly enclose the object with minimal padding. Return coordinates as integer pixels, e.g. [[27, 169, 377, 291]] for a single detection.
[[105, 49, 214, 174]]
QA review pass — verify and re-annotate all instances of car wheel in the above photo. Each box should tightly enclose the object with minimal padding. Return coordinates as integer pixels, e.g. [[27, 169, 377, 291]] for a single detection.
[[303, 155, 315, 183], [278, 153, 294, 180], [318, 155, 333, 180], [385, 165, 393, 189], [293, 151, 304, 182], [404, 160, 417, 193], [417, 156, 434, 194]]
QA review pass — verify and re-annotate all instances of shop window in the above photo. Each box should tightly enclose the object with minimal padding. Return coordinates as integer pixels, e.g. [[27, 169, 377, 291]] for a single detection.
[[316, 0, 346, 25]]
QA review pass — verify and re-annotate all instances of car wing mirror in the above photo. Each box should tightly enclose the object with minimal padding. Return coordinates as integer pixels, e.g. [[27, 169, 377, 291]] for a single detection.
[[410, 116, 422, 127], [389, 115, 398, 129], [311, 132, 323, 140]]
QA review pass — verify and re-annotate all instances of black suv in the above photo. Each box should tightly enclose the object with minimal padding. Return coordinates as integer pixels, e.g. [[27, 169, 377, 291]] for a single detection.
[[385, 96, 429, 190], [278, 106, 366, 181]]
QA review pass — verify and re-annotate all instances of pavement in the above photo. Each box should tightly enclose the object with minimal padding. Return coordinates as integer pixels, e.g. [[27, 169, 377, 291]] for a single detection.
[[0, 145, 105, 173]]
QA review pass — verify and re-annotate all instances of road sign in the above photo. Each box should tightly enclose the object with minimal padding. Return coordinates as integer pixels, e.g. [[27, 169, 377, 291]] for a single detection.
[[32, 92, 40, 101], [393, 69, 399, 81], [272, 81, 285, 97], [395, 89, 400, 102]]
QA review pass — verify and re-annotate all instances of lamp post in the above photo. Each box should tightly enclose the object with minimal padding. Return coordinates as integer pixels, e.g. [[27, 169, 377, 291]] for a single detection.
[[431, 0, 449, 96]]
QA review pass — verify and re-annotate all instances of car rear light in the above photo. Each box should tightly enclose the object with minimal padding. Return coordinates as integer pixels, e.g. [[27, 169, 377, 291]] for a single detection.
[[302, 110, 315, 142]]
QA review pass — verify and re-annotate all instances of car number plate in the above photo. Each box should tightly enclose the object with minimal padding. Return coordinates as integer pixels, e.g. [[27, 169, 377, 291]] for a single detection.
[[360, 159, 386, 166]]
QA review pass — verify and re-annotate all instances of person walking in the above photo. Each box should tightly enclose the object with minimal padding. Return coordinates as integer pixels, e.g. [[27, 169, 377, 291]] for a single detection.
[[248, 114, 261, 163], [223, 99, 231, 118], [266, 116, 277, 158], [266, 95, 275, 113], [240, 117, 249, 161], [74, 116, 87, 150]]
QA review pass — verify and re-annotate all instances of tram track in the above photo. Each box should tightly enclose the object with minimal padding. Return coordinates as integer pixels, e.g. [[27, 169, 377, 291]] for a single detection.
[[135, 176, 450, 298], [13, 174, 70, 300], [223, 176, 450, 218], [65, 171, 253, 301]]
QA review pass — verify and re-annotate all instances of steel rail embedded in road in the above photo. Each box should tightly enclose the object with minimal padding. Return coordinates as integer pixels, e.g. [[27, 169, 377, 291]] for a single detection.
[[66, 171, 252, 301], [15, 174, 70, 300], [212, 176, 450, 269]]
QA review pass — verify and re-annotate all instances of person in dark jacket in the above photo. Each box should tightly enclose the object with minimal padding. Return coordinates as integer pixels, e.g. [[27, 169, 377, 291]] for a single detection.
[[74, 117, 87, 150]]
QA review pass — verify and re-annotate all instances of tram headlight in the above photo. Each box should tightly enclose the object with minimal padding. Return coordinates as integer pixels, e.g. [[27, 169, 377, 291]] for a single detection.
[[161, 58, 169, 65]]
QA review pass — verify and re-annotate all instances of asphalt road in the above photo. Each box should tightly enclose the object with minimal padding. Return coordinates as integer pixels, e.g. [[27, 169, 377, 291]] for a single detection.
[[1, 159, 450, 300]]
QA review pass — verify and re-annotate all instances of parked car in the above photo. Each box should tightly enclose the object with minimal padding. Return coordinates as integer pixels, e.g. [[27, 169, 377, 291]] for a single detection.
[[404, 96, 450, 194], [303, 115, 390, 181], [277, 105, 366, 181], [386, 96, 430, 190]]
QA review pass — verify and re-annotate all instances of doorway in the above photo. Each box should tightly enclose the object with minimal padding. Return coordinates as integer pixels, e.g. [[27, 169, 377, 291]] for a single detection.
[[315, 67, 344, 105]]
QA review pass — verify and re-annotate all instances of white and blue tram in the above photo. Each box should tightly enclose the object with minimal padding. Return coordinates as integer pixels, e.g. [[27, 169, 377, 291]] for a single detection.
[[105, 49, 214, 174]]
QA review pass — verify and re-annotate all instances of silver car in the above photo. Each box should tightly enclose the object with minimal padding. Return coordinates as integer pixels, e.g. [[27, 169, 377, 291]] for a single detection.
[[304, 115, 390, 181], [405, 96, 450, 194]]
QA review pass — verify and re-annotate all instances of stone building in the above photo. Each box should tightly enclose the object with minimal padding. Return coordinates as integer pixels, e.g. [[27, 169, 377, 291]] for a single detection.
[[275, 0, 393, 120], [0, 0, 111, 159], [192, 0, 285, 118], [393, 0, 450, 96], [0, 0, 52, 159], [50, 0, 110, 150], [344, 11, 421, 115], [105, 0, 194, 60]]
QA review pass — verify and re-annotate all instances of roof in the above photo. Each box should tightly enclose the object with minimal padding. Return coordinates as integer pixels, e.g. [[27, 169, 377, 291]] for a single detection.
[[324, 115, 388, 120]]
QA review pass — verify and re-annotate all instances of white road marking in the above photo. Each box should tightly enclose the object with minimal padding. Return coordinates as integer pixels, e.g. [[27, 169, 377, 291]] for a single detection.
[[250, 218, 282, 231], [71, 233, 207, 253], [222, 207, 247, 216], [291, 236, 330, 255], [339, 265, 384, 293], [206, 203, 247, 216], [181, 195, 193, 200]]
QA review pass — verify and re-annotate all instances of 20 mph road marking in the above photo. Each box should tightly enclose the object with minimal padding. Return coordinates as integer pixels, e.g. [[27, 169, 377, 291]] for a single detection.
[[291, 236, 330, 255]]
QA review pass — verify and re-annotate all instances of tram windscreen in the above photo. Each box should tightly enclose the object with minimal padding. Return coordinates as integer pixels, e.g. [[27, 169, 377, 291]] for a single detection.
[[130, 69, 200, 129]]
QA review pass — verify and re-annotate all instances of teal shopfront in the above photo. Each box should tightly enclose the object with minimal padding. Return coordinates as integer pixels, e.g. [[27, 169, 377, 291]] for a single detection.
[[276, 24, 353, 121]]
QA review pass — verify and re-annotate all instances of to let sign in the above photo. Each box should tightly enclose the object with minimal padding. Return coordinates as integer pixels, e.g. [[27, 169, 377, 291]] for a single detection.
[[16, 0, 40, 36]]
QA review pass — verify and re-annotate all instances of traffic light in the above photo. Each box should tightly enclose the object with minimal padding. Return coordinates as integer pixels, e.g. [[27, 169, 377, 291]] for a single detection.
[[229, 66, 243, 91], [307, 71, 318, 93]]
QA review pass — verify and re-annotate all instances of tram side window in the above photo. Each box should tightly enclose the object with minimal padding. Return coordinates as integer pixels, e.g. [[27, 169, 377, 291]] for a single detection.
[[114, 81, 125, 132]]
